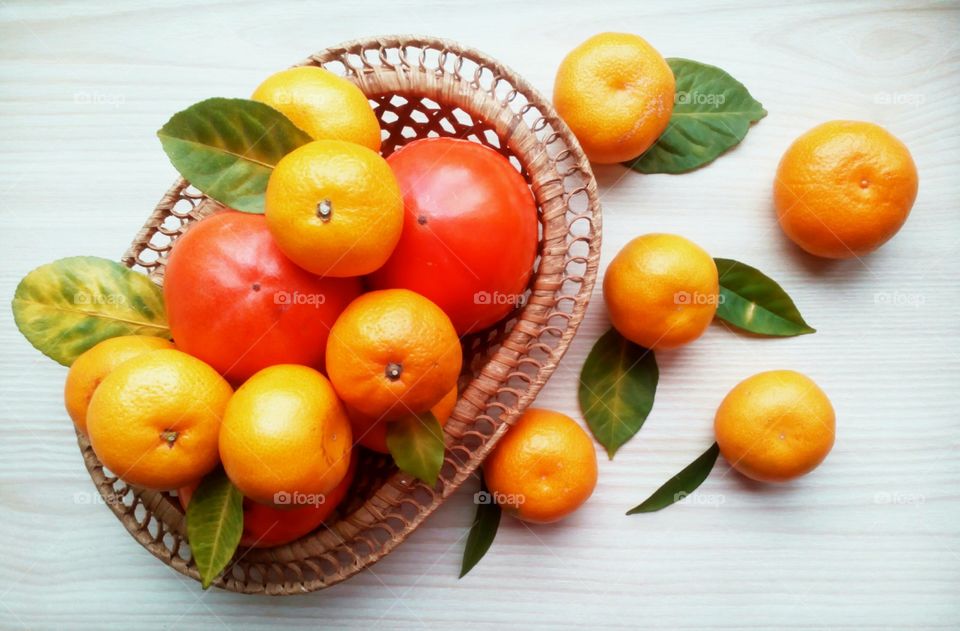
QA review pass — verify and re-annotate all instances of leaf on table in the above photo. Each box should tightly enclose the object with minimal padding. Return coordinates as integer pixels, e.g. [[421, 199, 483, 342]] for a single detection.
[[626, 58, 767, 174], [157, 97, 312, 214], [627, 442, 720, 514], [11, 256, 171, 366], [578, 328, 659, 459], [714, 257, 815, 337], [459, 474, 501, 579], [386, 411, 446, 485], [186, 469, 244, 589]]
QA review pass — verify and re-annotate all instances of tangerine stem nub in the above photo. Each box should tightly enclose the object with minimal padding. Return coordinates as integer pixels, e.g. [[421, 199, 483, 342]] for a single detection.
[[316, 199, 333, 222], [161, 430, 178, 448], [385, 362, 403, 381]]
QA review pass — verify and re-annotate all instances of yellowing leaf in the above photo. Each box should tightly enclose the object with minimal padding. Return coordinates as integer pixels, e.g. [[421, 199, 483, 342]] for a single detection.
[[11, 256, 170, 366]]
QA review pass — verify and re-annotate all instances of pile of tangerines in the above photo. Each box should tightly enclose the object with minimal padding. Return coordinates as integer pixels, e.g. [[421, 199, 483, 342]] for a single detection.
[[59, 31, 919, 555]]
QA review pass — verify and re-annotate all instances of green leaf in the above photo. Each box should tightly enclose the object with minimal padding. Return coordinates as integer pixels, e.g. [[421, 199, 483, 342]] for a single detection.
[[186, 469, 244, 589], [626, 58, 766, 174], [11, 256, 171, 366], [157, 97, 312, 214], [627, 443, 720, 514], [386, 411, 446, 485], [578, 328, 658, 459], [714, 258, 815, 337], [459, 475, 501, 578]]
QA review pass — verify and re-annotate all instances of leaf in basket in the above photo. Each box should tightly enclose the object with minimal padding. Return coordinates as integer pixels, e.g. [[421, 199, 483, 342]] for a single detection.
[[11, 256, 171, 366], [578, 328, 658, 459], [186, 469, 244, 589], [459, 475, 501, 579], [627, 442, 720, 514], [157, 97, 312, 214], [625, 58, 766, 174], [714, 258, 815, 337], [386, 411, 446, 485]]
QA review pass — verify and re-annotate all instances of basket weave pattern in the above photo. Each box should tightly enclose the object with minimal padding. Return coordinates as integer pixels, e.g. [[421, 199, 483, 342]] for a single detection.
[[76, 35, 601, 594]]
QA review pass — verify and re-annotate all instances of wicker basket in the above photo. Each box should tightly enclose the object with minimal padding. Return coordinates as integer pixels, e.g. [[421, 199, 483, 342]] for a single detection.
[[76, 35, 601, 594]]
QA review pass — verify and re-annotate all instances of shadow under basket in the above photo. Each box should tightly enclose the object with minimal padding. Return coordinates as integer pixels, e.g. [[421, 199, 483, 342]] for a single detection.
[[76, 35, 602, 595]]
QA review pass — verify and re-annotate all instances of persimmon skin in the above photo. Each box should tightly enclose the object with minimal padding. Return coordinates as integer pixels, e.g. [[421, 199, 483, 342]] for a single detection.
[[369, 138, 538, 334]]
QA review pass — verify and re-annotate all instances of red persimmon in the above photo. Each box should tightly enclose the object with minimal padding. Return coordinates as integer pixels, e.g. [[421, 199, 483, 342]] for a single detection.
[[369, 138, 538, 334], [163, 211, 360, 383]]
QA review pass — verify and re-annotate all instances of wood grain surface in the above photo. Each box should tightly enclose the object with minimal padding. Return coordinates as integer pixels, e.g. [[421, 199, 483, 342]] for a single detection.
[[1, 1, 958, 628]]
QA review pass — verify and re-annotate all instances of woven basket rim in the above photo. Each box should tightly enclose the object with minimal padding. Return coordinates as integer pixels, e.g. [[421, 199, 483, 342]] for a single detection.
[[81, 34, 603, 594]]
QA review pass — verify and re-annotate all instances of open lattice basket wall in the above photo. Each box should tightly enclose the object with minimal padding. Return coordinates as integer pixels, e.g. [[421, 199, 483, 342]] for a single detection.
[[76, 35, 602, 594]]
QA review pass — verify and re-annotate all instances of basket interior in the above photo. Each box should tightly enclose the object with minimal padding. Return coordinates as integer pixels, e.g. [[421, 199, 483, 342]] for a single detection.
[[83, 36, 600, 594]]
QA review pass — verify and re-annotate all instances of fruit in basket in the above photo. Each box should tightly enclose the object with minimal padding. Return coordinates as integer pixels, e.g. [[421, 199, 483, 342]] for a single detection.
[[483, 408, 598, 523], [553, 32, 675, 164], [180, 454, 356, 548], [349, 384, 458, 453], [369, 138, 538, 334], [265, 140, 404, 277], [714, 370, 835, 483], [251, 66, 381, 151], [163, 211, 361, 383], [64, 335, 175, 433], [326, 289, 462, 421], [603, 233, 719, 349], [219, 364, 352, 506], [774, 121, 918, 259], [86, 349, 232, 490]]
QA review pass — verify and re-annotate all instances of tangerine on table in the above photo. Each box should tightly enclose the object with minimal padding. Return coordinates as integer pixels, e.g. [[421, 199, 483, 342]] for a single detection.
[[603, 233, 719, 350], [714, 370, 836, 483], [553, 32, 675, 164], [483, 408, 598, 524], [774, 120, 918, 259]]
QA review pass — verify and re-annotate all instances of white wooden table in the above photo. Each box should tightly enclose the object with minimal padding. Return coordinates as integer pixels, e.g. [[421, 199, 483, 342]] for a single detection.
[[1, 1, 957, 628]]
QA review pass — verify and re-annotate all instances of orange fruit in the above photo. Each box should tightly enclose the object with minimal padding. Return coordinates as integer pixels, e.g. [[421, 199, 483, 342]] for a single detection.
[[714, 370, 835, 483], [553, 32, 675, 164], [349, 385, 458, 453], [251, 66, 381, 151], [603, 233, 719, 349], [64, 335, 175, 433], [774, 120, 919, 259], [326, 289, 462, 421], [86, 349, 232, 490], [219, 364, 352, 506], [483, 408, 598, 524], [265, 139, 403, 277]]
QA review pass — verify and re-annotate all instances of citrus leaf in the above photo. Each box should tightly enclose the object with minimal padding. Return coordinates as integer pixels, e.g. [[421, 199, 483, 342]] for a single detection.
[[714, 258, 815, 337], [11, 256, 171, 366], [157, 97, 312, 214], [626, 58, 766, 174], [627, 443, 720, 514], [459, 475, 501, 579], [186, 469, 244, 589], [386, 411, 445, 485], [578, 328, 658, 459]]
